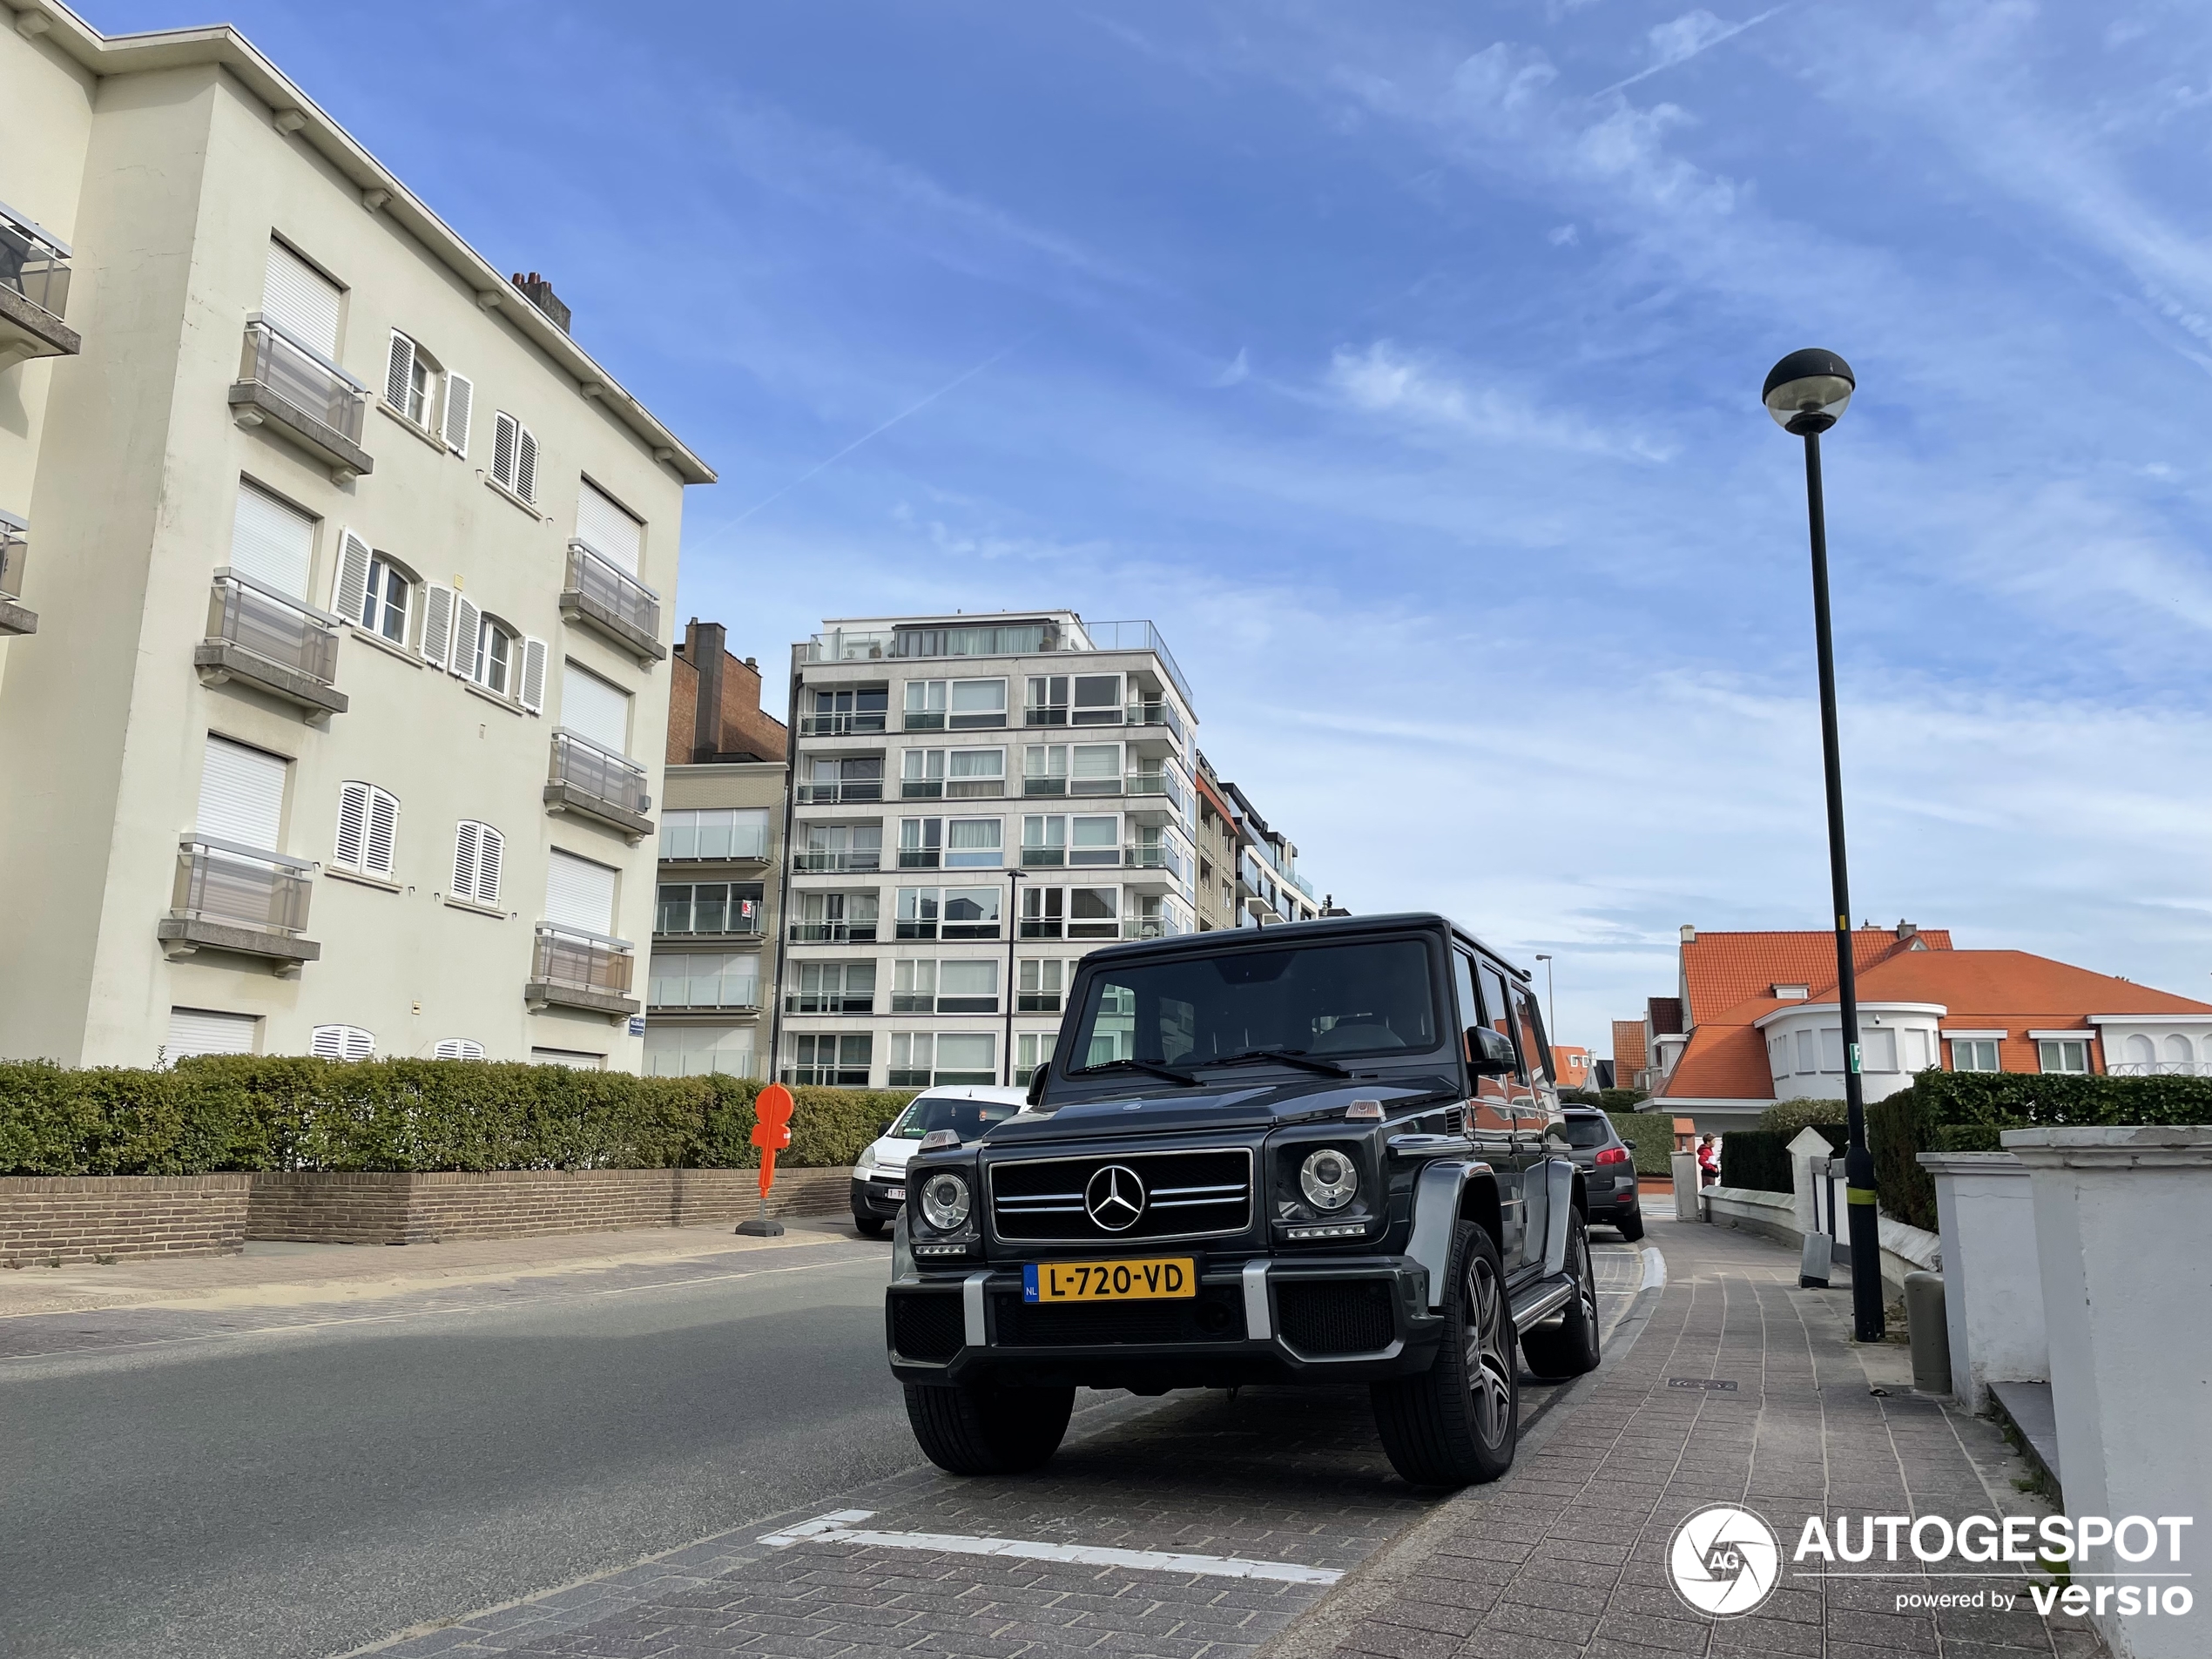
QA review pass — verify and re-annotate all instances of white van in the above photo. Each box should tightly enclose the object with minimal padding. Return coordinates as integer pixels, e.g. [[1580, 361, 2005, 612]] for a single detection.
[[850, 1084, 1030, 1237]]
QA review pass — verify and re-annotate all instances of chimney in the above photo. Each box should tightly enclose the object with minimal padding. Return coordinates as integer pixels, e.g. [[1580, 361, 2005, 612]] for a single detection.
[[509, 271, 571, 334], [689, 618, 728, 762], [1897, 919, 1918, 941], [1680, 925, 1696, 944]]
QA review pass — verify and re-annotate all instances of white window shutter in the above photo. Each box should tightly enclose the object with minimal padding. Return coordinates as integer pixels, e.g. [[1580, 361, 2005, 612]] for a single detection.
[[442, 372, 473, 455], [384, 333, 415, 412], [364, 786, 399, 876], [344, 1027, 374, 1061], [452, 819, 479, 898], [519, 637, 548, 713], [229, 483, 315, 600], [451, 595, 482, 680], [421, 583, 454, 669], [475, 825, 503, 904], [334, 781, 369, 869], [434, 1038, 485, 1061], [333, 530, 373, 626], [167, 1007, 258, 1059], [516, 427, 538, 502], [310, 1025, 345, 1059], [492, 413, 518, 489]]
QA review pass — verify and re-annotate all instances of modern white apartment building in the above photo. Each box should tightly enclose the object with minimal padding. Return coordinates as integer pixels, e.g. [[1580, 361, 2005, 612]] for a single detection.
[[774, 612, 1198, 1089], [0, 7, 711, 1069]]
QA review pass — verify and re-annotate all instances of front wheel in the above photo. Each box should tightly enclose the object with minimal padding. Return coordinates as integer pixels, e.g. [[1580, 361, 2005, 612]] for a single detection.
[[1521, 1211, 1602, 1379], [853, 1212, 886, 1238], [904, 1379, 1074, 1476], [1370, 1219, 1518, 1488]]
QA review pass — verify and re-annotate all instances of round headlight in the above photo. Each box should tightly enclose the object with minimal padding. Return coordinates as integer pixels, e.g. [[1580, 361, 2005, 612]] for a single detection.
[[919, 1171, 972, 1231], [1299, 1148, 1359, 1211]]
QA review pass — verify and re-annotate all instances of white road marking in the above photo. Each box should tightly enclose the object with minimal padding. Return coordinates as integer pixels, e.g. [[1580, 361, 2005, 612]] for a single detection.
[[757, 1509, 1343, 1585]]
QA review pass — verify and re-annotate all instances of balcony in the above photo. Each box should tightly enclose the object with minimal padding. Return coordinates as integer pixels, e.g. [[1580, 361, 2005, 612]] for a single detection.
[[559, 542, 664, 665], [1126, 768, 1188, 812], [792, 846, 881, 873], [795, 777, 884, 806], [795, 617, 1195, 713], [1127, 698, 1188, 743], [897, 847, 941, 869], [782, 1065, 872, 1088], [900, 710, 946, 732], [158, 838, 320, 974], [228, 319, 373, 482], [785, 993, 874, 1015], [0, 516, 31, 637], [195, 571, 348, 722], [544, 732, 654, 843], [799, 709, 888, 738], [2107, 1061, 2212, 1076], [526, 925, 638, 1018], [0, 203, 79, 368], [1125, 842, 1189, 880], [790, 919, 879, 944]]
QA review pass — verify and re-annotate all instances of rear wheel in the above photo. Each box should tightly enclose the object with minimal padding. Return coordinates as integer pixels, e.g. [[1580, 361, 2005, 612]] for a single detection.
[[1371, 1220, 1518, 1488], [1521, 1211, 1602, 1379], [853, 1212, 886, 1238], [1615, 1208, 1645, 1243], [903, 1379, 1074, 1476]]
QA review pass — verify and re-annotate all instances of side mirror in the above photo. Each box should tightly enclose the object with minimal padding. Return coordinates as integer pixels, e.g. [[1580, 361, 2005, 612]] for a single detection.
[[876, 1120, 894, 1136], [1026, 1066, 1049, 1107], [1466, 1025, 1516, 1077]]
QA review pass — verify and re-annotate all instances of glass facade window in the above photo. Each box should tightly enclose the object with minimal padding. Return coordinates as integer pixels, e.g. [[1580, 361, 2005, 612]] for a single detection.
[[788, 1033, 872, 1087], [889, 1031, 996, 1087], [659, 808, 770, 860], [656, 881, 765, 936]]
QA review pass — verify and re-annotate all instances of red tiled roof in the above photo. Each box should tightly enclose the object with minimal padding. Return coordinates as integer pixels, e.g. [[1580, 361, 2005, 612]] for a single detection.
[[1656, 942, 2211, 1103], [1612, 1021, 1647, 1075], [1681, 927, 1952, 1026]]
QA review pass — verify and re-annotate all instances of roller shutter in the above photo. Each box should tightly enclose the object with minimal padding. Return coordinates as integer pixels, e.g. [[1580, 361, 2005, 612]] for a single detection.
[[166, 1007, 258, 1059], [229, 484, 314, 599], [559, 661, 629, 752], [575, 482, 642, 574], [197, 737, 286, 850], [544, 848, 617, 934], [261, 239, 341, 358]]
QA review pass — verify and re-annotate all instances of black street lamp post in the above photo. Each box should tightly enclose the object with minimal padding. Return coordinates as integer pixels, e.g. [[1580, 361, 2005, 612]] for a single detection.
[[1763, 347, 1885, 1343]]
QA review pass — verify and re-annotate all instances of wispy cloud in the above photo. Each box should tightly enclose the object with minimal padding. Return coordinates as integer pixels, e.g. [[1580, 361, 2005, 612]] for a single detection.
[[1596, 7, 1791, 97], [1326, 340, 1677, 460]]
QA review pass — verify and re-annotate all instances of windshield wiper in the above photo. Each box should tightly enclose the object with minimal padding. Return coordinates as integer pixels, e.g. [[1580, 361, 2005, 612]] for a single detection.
[[1192, 1049, 1352, 1078], [1073, 1056, 1198, 1087]]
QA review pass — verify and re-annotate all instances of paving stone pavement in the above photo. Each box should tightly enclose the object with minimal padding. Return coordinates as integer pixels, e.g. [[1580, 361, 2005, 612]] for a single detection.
[[1288, 1222, 2107, 1659], [354, 1244, 1649, 1659]]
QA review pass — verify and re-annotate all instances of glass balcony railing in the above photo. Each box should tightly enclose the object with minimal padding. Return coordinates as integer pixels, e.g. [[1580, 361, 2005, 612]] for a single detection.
[[897, 848, 941, 868], [172, 838, 314, 935], [789, 919, 879, 943], [792, 847, 881, 873], [784, 992, 875, 1015], [0, 523, 25, 604], [563, 541, 660, 646], [794, 777, 884, 805], [532, 925, 635, 996], [900, 710, 946, 732], [0, 202, 71, 320], [237, 318, 367, 442], [797, 617, 1193, 713], [550, 732, 651, 819], [206, 571, 341, 685], [799, 709, 888, 737]]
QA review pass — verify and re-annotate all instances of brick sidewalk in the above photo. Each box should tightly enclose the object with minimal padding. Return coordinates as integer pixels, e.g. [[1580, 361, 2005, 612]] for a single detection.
[[0, 1217, 861, 1319], [1285, 1222, 2102, 1659]]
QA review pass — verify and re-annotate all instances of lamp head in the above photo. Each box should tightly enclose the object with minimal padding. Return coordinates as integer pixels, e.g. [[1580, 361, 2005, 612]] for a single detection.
[[1763, 347, 1855, 435]]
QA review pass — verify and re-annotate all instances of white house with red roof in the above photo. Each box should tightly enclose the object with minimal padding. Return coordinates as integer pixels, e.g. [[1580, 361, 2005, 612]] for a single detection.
[[1615, 921, 2212, 1130]]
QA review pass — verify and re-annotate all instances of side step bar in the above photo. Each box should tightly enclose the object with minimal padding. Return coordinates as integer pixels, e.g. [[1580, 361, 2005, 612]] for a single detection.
[[1510, 1273, 1577, 1329]]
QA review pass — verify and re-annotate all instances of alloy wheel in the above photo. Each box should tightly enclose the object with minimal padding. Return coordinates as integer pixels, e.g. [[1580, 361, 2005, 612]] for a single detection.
[[1573, 1229, 1596, 1326], [1462, 1254, 1513, 1447]]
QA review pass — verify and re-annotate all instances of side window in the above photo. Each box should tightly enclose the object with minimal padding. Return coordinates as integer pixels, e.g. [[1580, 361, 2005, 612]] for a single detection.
[[1511, 983, 1550, 1084], [1452, 951, 1481, 1037]]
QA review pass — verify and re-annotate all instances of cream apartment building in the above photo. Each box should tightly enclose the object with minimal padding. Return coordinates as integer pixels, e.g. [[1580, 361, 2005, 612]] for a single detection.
[[0, 7, 712, 1069], [775, 612, 1198, 1089]]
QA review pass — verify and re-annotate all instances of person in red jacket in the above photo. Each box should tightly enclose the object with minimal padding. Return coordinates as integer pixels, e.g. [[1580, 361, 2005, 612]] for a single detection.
[[1697, 1134, 1721, 1186]]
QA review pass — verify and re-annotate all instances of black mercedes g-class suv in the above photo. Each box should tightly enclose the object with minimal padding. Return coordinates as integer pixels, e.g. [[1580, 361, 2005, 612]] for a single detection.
[[883, 913, 1602, 1489]]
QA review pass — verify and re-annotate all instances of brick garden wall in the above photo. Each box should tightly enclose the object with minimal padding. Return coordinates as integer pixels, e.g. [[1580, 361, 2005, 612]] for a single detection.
[[0, 1167, 854, 1259], [246, 1166, 853, 1244], [0, 1174, 251, 1265]]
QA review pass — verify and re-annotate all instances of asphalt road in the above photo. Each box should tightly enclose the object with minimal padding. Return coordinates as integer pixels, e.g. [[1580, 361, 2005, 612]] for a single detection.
[[0, 1236, 906, 1659], [0, 1230, 1650, 1659]]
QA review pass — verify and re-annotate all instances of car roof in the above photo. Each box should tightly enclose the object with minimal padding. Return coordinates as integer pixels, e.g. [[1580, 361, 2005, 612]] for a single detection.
[[1074, 911, 1533, 981], [907, 1084, 1030, 1105]]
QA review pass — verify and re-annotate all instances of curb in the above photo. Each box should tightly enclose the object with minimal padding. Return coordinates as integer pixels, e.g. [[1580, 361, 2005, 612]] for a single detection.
[[1258, 1245, 1672, 1659]]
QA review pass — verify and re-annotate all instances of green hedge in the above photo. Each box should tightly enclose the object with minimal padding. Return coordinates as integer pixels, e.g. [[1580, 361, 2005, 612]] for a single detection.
[[1605, 1109, 1677, 1177], [0, 1058, 917, 1177], [1757, 1098, 1846, 1137], [1871, 1071, 2212, 1230], [1719, 1124, 1847, 1193]]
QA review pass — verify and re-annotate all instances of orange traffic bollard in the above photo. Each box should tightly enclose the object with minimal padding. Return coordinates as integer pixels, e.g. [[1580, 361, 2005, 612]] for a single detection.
[[736, 1082, 794, 1237]]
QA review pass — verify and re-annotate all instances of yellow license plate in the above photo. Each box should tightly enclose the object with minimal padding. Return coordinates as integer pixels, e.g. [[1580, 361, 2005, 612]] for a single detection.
[[1023, 1258, 1197, 1303]]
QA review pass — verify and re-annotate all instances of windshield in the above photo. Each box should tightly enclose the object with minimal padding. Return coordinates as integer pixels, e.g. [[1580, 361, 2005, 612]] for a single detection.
[[1067, 938, 1441, 1074], [1558, 1116, 1613, 1150], [888, 1096, 1021, 1140]]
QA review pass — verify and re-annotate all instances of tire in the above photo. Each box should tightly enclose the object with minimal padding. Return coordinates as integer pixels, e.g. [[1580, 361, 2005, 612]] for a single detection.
[[1370, 1219, 1519, 1488], [1521, 1211, 1602, 1379], [1616, 1208, 1645, 1243], [903, 1379, 1075, 1476], [853, 1212, 886, 1238]]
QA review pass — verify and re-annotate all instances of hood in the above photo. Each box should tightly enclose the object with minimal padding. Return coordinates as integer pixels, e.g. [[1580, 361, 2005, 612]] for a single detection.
[[868, 1137, 919, 1170], [981, 1075, 1457, 1146]]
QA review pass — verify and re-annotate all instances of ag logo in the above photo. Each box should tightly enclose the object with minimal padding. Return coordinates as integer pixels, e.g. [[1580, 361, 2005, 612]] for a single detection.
[[1667, 1504, 1781, 1617]]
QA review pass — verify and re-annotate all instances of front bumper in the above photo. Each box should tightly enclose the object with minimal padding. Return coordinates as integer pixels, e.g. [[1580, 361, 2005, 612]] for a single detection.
[[886, 1256, 1447, 1390], [851, 1173, 909, 1220]]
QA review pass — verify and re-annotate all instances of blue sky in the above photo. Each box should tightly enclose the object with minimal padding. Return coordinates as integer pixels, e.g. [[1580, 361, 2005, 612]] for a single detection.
[[91, 1, 2212, 1050]]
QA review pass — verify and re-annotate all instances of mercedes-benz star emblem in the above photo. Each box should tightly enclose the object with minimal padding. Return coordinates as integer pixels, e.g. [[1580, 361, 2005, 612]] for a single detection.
[[1084, 1164, 1148, 1232]]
